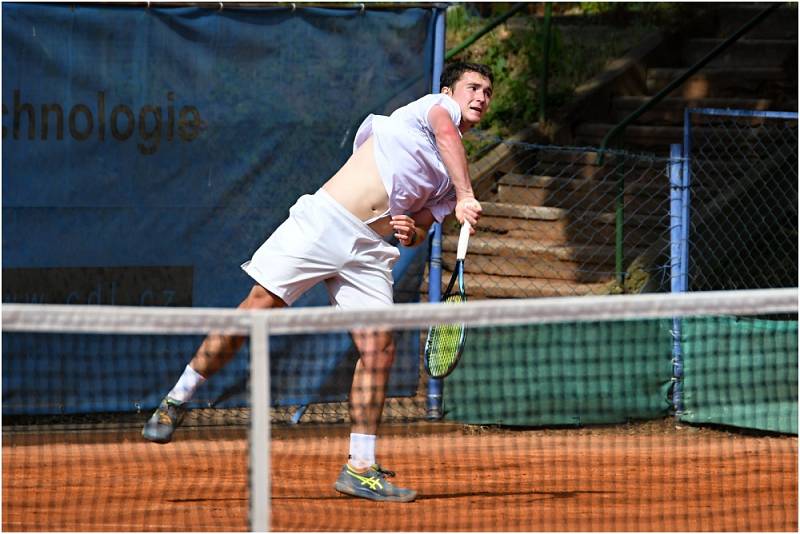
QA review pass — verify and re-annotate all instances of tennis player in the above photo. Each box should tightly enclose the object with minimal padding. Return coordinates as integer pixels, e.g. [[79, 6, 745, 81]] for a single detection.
[[143, 61, 493, 503]]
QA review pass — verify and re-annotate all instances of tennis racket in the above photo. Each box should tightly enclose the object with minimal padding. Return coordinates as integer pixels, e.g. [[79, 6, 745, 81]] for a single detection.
[[424, 221, 471, 378]]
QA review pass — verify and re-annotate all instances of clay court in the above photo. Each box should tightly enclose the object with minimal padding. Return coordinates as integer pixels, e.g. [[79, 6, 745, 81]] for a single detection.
[[2, 419, 797, 531]]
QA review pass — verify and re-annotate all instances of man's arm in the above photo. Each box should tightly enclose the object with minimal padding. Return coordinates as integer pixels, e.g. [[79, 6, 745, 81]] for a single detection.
[[390, 209, 435, 247], [428, 105, 482, 228]]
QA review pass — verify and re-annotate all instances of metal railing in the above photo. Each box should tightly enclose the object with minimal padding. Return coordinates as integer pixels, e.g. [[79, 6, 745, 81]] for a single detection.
[[597, 2, 782, 284]]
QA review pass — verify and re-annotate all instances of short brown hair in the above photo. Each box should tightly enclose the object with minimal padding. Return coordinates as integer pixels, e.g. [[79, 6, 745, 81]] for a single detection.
[[440, 62, 494, 89]]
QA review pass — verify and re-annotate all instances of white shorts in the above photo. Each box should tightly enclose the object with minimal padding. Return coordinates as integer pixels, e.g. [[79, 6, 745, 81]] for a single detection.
[[241, 188, 400, 309]]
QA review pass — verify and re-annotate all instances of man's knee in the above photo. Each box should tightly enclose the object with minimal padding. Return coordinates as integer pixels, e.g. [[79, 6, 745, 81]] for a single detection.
[[241, 285, 286, 309], [353, 330, 395, 362]]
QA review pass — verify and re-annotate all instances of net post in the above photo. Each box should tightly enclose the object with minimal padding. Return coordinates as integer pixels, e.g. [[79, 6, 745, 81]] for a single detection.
[[669, 143, 685, 416], [249, 313, 270, 531]]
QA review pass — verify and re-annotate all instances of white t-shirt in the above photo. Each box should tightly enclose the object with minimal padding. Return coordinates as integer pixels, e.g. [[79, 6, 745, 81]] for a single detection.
[[353, 93, 462, 223]]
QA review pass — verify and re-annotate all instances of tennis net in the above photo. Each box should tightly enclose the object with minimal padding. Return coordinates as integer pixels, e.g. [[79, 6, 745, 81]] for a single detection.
[[3, 288, 797, 531]]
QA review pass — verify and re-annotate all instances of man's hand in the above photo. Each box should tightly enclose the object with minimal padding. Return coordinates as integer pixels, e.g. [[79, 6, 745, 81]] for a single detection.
[[390, 215, 419, 246], [455, 198, 482, 232]]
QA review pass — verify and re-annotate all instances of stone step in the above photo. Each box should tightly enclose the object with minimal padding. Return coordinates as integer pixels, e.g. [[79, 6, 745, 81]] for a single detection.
[[646, 67, 792, 100], [478, 203, 667, 233], [688, 151, 799, 190], [493, 146, 768, 191], [441, 234, 643, 264], [494, 148, 675, 179], [497, 172, 670, 193], [611, 96, 798, 125], [479, 201, 665, 224], [498, 149, 663, 168], [442, 247, 641, 283], [574, 121, 794, 154], [425, 270, 612, 299], [496, 185, 668, 213], [474, 219, 663, 247], [574, 123, 686, 150], [682, 38, 796, 68], [496, 174, 669, 194], [714, 5, 798, 39], [496, 173, 670, 212]]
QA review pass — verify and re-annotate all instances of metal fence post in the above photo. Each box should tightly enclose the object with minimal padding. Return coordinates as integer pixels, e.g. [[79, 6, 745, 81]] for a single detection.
[[669, 144, 685, 416], [681, 109, 693, 293], [426, 6, 447, 420]]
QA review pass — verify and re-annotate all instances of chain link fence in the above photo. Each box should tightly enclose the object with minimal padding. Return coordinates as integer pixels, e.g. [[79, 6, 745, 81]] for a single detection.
[[685, 109, 798, 292], [427, 113, 797, 302], [428, 141, 680, 300]]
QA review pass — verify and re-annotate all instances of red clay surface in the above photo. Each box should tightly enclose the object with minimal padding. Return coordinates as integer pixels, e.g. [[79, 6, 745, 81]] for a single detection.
[[3, 421, 797, 531]]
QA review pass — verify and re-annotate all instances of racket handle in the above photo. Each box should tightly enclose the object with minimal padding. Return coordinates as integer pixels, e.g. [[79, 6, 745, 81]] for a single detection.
[[456, 220, 471, 260]]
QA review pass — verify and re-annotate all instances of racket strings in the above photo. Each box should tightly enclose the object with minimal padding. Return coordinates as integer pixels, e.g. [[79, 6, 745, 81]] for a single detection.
[[425, 293, 466, 377]]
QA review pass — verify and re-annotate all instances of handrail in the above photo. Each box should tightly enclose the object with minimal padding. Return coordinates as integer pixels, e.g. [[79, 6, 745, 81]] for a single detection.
[[596, 2, 781, 289], [598, 2, 781, 157]]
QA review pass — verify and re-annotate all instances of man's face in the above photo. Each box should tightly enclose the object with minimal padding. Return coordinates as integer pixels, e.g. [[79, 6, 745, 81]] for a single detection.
[[443, 71, 493, 131]]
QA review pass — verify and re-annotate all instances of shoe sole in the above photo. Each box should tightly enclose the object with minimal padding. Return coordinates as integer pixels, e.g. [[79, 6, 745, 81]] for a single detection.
[[142, 428, 173, 444], [333, 481, 416, 503]]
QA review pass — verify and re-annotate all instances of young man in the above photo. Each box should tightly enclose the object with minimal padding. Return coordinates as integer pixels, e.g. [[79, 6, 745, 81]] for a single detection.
[[143, 62, 494, 502]]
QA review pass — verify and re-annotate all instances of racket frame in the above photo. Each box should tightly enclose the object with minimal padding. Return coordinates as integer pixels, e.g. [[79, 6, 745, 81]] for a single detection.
[[424, 222, 470, 378]]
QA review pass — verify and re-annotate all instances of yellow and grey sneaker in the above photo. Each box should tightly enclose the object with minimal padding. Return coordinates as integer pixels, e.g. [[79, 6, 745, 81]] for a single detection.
[[142, 396, 187, 444], [333, 463, 417, 502]]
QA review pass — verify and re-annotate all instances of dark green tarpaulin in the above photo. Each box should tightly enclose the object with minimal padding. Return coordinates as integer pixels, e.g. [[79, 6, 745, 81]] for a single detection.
[[443, 320, 674, 426], [679, 316, 798, 434], [443, 315, 797, 435]]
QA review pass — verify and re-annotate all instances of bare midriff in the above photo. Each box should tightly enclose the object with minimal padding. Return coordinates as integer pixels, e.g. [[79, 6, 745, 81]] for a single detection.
[[322, 136, 393, 235]]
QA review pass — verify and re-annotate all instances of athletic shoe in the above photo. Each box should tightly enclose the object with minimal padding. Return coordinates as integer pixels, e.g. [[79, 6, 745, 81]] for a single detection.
[[333, 463, 417, 502], [142, 396, 187, 444]]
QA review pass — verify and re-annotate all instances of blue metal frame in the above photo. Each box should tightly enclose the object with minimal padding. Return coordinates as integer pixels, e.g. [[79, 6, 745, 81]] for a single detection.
[[687, 108, 799, 120], [425, 6, 447, 420], [681, 107, 798, 296], [671, 107, 799, 416], [669, 144, 685, 415]]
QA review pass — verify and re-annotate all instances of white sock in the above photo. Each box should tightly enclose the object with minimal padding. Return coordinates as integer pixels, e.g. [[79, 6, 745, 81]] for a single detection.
[[168, 364, 207, 403], [348, 433, 376, 470]]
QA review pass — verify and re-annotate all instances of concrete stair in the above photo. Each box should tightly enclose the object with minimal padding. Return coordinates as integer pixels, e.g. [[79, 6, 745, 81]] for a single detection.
[[496, 172, 669, 213], [505, 148, 783, 190], [645, 67, 790, 100], [682, 38, 796, 68], [474, 202, 666, 246], [425, 270, 611, 299], [571, 3, 797, 155], [610, 96, 796, 125], [433, 3, 796, 300], [715, 5, 798, 39], [428, 200, 666, 299], [574, 120, 795, 151]]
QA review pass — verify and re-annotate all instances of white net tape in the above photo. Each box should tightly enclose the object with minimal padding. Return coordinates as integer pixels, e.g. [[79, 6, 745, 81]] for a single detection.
[[3, 288, 797, 336]]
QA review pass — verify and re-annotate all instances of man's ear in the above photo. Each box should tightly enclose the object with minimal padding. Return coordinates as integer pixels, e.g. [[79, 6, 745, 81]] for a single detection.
[[441, 86, 451, 95]]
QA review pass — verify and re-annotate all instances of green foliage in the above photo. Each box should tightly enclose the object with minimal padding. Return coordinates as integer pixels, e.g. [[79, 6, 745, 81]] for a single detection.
[[445, 2, 471, 34], [446, 3, 685, 152], [578, 3, 618, 16], [447, 5, 542, 138]]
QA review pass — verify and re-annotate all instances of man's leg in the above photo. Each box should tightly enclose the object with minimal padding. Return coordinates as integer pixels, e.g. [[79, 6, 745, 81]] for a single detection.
[[143, 285, 286, 443], [190, 285, 286, 376], [333, 329, 416, 502], [349, 328, 394, 440]]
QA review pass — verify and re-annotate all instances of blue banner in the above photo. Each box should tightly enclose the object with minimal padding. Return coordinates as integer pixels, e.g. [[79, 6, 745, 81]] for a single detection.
[[3, 3, 436, 414]]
